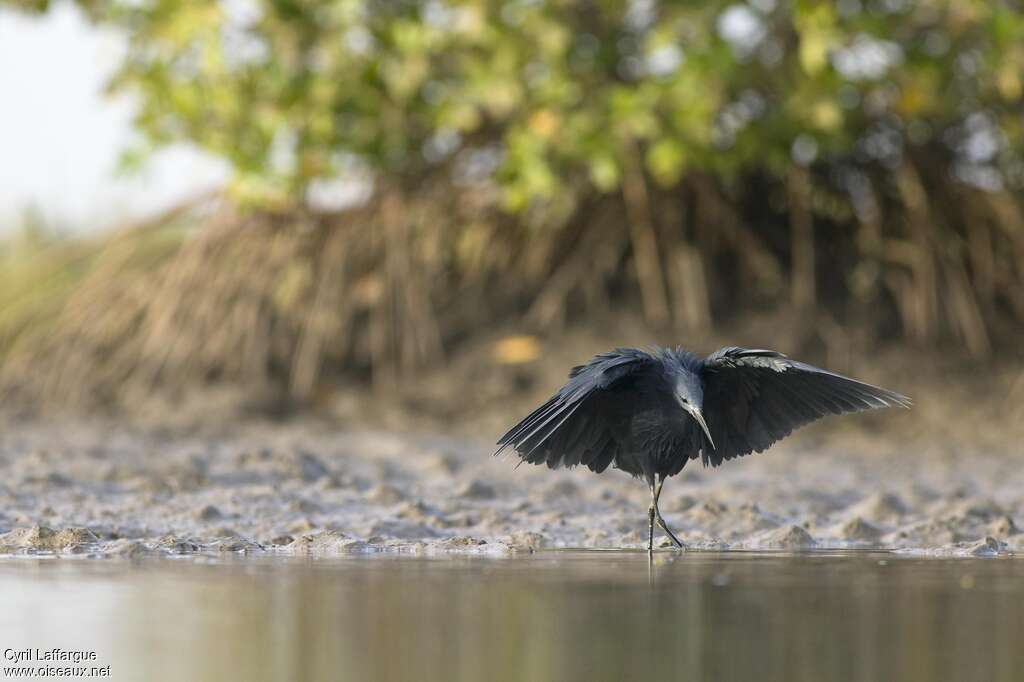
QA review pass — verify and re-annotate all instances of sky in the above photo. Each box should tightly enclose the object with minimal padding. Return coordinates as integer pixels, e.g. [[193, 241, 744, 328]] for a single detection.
[[0, 4, 228, 235]]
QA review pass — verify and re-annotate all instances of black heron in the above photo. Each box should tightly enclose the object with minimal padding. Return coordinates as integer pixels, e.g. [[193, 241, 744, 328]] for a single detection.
[[495, 346, 910, 551]]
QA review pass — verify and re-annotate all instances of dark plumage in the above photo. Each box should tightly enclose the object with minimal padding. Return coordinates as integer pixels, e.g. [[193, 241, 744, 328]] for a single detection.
[[495, 345, 910, 551]]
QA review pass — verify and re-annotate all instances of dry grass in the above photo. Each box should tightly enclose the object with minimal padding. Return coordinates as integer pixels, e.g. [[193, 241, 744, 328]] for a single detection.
[[0, 165, 1022, 413]]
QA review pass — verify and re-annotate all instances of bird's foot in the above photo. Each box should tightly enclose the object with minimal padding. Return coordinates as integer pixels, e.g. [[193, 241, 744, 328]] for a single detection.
[[656, 514, 685, 549], [647, 504, 656, 553]]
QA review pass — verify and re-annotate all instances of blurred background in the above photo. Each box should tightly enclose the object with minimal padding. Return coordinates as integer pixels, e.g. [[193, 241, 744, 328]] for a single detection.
[[2, 8, 1023, 678], [0, 0, 1022, 439]]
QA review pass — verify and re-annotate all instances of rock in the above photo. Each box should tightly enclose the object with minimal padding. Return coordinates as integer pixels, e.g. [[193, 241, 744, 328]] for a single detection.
[[797, 489, 853, 515], [458, 479, 497, 500], [136, 475, 172, 496], [966, 536, 1004, 556], [1005, 534, 1024, 553], [167, 460, 207, 492], [849, 493, 907, 523], [435, 536, 488, 549], [312, 474, 344, 491], [295, 452, 331, 482], [287, 531, 371, 554], [104, 539, 153, 558], [505, 531, 548, 551], [438, 511, 479, 528], [706, 499, 730, 513], [619, 530, 646, 546], [55, 527, 101, 550], [290, 518, 318, 533], [754, 524, 817, 549], [598, 487, 627, 503], [364, 520, 440, 540], [195, 504, 224, 522], [156, 535, 201, 554], [210, 526, 240, 538], [40, 473, 73, 488], [424, 453, 461, 475], [953, 498, 1005, 522], [837, 517, 883, 542], [899, 519, 968, 546], [290, 498, 322, 515], [396, 500, 437, 523], [686, 500, 730, 532], [367, 484, 406, 504], [267, 534, 295, 546], [987, 515, 1020, 538], [655, 536, 681, 549], [211, 537, 261, 552], [0, 526, 99, 553], [733, 504, 781, 534], [541, 480, 580, 502], [665, 495, 698, 512]]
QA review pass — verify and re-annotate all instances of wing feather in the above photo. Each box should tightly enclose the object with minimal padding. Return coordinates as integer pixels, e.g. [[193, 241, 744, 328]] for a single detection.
[[700, 347, 910, 466], [495, 348, 655, 471]]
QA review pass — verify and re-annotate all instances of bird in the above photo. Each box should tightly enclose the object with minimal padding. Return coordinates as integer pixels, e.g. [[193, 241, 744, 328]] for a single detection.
[[495, 346, 910, 551]]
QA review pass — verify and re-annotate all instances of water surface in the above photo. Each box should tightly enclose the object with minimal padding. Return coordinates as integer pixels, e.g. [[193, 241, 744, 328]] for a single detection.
[[1, 551, 1021, 681]]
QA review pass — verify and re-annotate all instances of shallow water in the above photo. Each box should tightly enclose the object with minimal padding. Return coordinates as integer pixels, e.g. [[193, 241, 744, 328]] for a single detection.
[[1, 551, 1022, 682]]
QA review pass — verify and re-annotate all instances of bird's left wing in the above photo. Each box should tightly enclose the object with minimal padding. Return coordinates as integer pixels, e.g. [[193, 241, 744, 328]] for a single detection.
[[700, 347, 911, 466], [495, 348, 655, 472]]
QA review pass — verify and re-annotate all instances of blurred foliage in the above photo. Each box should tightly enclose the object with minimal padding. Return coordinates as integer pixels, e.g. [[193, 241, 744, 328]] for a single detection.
[[3, 0, 1024, 409], [0, 212, 187, 354], [8, 0, 1024, 208]]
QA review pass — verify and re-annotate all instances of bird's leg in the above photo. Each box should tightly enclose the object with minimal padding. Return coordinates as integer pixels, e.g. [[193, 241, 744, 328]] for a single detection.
[[653, 475, 684, 549], [647, 481, 656, 554]]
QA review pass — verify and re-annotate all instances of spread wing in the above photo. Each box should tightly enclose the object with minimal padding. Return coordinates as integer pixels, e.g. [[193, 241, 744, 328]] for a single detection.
[[494, 348, 655, 473], [700, 347, 911, 466]]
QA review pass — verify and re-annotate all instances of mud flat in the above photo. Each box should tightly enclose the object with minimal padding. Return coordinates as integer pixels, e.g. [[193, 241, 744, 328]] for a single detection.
[[0, 417, 1021, 559]]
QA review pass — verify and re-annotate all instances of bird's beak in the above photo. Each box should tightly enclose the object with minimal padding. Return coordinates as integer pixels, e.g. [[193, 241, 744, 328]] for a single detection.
[[681, 402, 715, 450]]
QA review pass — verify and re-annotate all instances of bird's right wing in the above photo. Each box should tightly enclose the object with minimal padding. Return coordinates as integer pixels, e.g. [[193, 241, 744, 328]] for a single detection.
[[494, 348, 655, 472], [700, 347, 911, 466]]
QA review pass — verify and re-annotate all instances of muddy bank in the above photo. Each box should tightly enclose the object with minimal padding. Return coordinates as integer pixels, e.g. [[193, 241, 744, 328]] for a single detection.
[[0, 417, 1021, 559]]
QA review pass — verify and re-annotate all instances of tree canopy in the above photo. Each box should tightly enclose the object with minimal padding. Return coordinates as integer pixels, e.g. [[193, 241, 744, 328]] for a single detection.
[[10, 0, 1024, 209]]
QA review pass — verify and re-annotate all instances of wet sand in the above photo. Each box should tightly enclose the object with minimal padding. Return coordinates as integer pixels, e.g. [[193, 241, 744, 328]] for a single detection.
[[0, 414, 1021, 559]]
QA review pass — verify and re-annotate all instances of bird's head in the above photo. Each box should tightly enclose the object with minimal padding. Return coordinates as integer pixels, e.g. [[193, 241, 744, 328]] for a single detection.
[[673, 374, 715, 450]]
